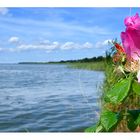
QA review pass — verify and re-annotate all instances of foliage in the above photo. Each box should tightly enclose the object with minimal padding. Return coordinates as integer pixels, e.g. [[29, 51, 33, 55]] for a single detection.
[[132, 80, 140, 96], [85, 41, 140, 132], [47, 55, 105, 64], [105, 77, 132, 104]]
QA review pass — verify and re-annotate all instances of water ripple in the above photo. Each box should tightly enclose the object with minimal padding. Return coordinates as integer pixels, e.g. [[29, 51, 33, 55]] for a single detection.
[[0, 64, 104, 132]]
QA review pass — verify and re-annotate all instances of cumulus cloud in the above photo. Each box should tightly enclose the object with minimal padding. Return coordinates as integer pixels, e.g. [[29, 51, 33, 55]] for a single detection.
[[8, 36, 20, 44], [17, 41, 59, 51], [1, 39, 113, 53], [60, 42, 78, 50], [95, 39, 112, 48], [60, 42, 93, 50], [83, 42, 93, 49], [0, 8, 9, 15], [4, 40, 93, 52]]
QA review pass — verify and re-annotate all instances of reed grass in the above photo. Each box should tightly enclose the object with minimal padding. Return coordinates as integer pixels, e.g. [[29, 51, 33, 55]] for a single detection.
[[68, 61, 105, 71]]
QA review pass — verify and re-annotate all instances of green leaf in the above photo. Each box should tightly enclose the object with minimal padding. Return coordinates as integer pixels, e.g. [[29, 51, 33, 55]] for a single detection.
[[95, 125, 104, 132], [100, 110, 118, 131], [105, 77, 132, 104], [85, 122, 104, 132], [132, 80, 140, 96], [135, 113, 140, 125], [85, 125, 97, 132], [128, 109, 140, 120], [127, 115, 138, 131], [127, 109, 140, 131]]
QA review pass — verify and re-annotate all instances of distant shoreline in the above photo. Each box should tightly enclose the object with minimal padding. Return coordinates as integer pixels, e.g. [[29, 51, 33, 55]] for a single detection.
[[18, 61, 105, 71], [18, 56, 105, 65], [18, 62, 50, 64], [18, 62, 70, 64]]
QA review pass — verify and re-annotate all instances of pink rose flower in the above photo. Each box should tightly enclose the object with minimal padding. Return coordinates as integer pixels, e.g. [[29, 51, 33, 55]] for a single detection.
[[121, 13, 140, 60]]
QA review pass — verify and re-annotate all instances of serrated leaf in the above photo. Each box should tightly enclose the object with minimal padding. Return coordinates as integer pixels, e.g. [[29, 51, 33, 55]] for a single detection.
[[105, 77, 132, 104], [100, 110, 118, 131], [132, 80, 140, 96]]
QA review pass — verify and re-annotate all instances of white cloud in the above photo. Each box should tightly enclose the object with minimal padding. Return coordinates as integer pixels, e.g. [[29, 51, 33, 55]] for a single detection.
[[83, 42, 93, 49], [95, 39, 112, 48], [0, 8, 9, 15], [60, 42, 77, 50], [4, 40, 94, 52], [1, 39, 112, 53], [8, 36, 20, 43], [60, 41, 93, 50], [0, 47, 14, 52], [16, 41, 60, 51], [102, 39, 112, 46]]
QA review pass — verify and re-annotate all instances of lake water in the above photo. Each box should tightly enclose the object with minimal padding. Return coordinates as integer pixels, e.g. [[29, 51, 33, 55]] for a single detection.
[[0, 64, 104, 132]]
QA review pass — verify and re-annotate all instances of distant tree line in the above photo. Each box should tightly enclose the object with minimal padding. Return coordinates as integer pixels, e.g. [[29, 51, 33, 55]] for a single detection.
[[48, 56, 105, 64], [19, 55, 112, 64]]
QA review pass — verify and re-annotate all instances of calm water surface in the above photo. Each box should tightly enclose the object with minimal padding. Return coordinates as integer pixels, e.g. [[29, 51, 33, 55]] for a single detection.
[[0, 64, 104, 132]]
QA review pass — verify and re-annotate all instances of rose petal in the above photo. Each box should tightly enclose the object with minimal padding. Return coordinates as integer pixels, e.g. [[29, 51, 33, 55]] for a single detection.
[[121, 13, 140, 60]]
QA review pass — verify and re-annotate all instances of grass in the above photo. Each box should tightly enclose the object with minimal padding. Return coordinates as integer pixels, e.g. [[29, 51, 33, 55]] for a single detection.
[[68, 61, 105, 71]]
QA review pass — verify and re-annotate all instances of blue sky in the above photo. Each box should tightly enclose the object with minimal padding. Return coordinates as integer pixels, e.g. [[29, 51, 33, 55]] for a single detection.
[[0, 8, 140, 63]]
